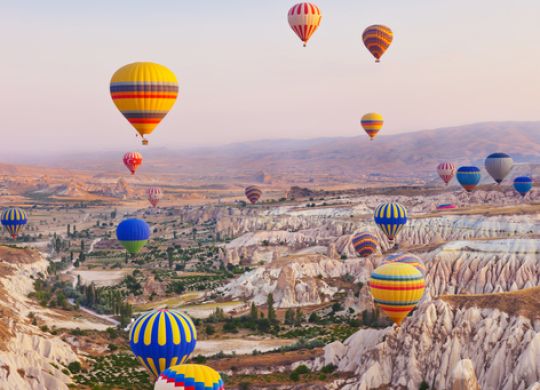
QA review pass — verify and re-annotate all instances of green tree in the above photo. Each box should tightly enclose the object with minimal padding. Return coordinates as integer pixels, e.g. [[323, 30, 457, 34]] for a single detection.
[[267, 293, 276, 323], [294, 308, 303, 326], [284, 308, 295, 325], [67, 224, 71, 237], [249, 302, 258, 321]]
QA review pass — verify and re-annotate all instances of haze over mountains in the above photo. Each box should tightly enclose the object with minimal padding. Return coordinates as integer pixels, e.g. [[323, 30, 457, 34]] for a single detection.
[[3, 122, 540, 185]]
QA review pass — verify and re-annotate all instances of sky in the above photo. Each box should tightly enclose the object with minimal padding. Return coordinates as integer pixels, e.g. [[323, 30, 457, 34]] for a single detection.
[[2, 0, 540, 154]]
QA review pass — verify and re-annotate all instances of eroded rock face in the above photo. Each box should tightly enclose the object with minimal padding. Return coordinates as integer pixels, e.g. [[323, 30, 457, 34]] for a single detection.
[[320, 300, 540, 390], [451, 359, 480, 390]]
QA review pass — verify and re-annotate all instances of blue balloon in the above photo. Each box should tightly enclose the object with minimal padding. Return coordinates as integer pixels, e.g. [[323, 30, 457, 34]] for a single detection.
[[373, 202, 407, 241], [513, 176, 533, 197], [116, 218, 150, 254], [456, 166, 481, 192], [1, 207, 28, 239]]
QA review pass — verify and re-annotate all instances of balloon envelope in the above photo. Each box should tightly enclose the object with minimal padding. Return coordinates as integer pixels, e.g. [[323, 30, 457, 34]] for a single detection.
[[116, 218, 150, 254], [373, 202, 407, 241], [155, 364, 223, 390], [368, 262, 425, 325], [456, 166, 481, 192], [383, 252, 426, 275], [436, 203, 457, 210], [351, 232, 378, 257], [513, 176, 533, 197], [361, 113, 383, 140], [245, 186, 262, 204], [1, 208, 27, 239], [362, 25, 393, 62], [437, 162, 456, 185], [485, 153, 513, 184], [147, 186, 162, 207], [123, 152, 143, 175], [110, 62, 178, 145], [288, 2, 322, 46], [130, 309, 197, 378]]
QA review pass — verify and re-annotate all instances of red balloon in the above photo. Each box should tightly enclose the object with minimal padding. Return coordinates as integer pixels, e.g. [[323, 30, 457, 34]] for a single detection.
[[147, 186, 162, 207], [123, 152, 143, 175]]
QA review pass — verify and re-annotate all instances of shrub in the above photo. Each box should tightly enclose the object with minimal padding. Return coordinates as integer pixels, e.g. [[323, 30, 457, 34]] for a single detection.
[[294, 365, 310, 375], [289, 371, 300, 381], [67, 361, 81, 374]]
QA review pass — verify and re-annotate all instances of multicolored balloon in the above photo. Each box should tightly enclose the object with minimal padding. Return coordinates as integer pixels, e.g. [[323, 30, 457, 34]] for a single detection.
[[437, 162, 456, 185], [245, 185, 262, 204], [373, 202, 407, 242], [147, 186, 162, 208], [362, 25, 393, 62], [116, 218, 150, 254], [110, 62, 179, 145], [383, 252, 426, 275], [155, 364, 223, 390], [288, 2, 322, 47], [1, 207, 28, 239], [351, 232, 378, 257], [456, 166, 481, 192], [368, 262, 425, 325], [513, 176, 533, 198], [436, 203, 457, 210], [123, 152, 143, 175], [485, 153, 513, 184], [130, 309, 197, 378], [361, 113, 383, 140]]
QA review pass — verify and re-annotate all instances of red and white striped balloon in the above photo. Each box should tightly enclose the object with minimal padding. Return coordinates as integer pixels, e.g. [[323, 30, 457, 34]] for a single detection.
[[147, 186, 162, 207], [288, 3, 322, 47], [437, 162, 456, 185], [123, 152, 143, 175]]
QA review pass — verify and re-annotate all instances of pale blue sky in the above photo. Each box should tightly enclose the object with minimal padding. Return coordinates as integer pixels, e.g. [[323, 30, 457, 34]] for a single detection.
[[2, 1, 540, 153]]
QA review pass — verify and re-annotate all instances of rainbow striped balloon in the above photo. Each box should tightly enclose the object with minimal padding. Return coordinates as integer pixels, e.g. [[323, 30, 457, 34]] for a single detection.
[[368, 262, 425, 325], [351, 232, 378, 257], [361, 113, 384, 140], [110, 62, 178, 145], [362, 25, 393, 62], [245, 185, 262, 204], [130, 309, 197, 378], [383, 252, 426, 275], [155, 364, 224, 390], [373, 202, 407, 242], [1, 207, 28, 239]]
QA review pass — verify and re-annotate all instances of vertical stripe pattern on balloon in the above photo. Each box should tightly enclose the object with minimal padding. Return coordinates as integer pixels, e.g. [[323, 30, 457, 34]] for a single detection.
[[288, 3, 322, 46], [373, 202, 407, 241], [437, 162, 456, 185]]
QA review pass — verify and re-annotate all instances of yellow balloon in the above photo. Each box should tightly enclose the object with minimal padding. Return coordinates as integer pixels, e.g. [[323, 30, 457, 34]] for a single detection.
[[110, 62, 178, 145], [361, 112, 384, 140]]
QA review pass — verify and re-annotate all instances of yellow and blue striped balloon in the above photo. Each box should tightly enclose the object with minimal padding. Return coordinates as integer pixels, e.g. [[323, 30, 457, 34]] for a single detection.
[[1, 207, 28, 239], [368, 262, 425, 325], [155, 364, 224, 390], [130, 309, 197, 378], [373, 202, 407, 242]]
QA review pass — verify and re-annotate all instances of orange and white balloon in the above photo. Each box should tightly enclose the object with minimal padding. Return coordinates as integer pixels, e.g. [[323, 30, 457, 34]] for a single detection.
[[288, 3, 322, 47], [147, 186, 162, 208]]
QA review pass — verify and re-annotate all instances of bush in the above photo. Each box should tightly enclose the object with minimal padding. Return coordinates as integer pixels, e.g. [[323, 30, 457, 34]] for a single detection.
[[192, 355, 207, 364], [205, 325, 215, 335], [289, 371, 300, 381], [321, 364, 337, 374], [294, 365, 310, 375], [419, 381, 429, 390], [67, 361, 81, 374]]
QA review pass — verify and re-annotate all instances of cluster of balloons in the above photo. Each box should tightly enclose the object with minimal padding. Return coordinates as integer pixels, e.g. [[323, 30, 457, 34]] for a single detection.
[[129, 309, 223, 389], [437, 153, 533, 198]]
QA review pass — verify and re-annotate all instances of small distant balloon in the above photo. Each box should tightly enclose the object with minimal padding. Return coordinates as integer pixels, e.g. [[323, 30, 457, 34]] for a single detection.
[[147, 186, 162, 208], [436, 203, 457, 210], [363, 25, 393, 62], [116, 218, 150, 255], [373, 202, 407, 242], [155, 364, 224, 390], [245, 186, 262, 204], [351, 232, 378, 257], [513, 176, 533, 198], [485, 153, 513, 184], [361, 113, 383, 140], [123, 152, 143, 175], [1, 207, 28, 239], [437, 162, 456, 185], [383, 252, 426, 275], [456, 166, 481, 192], [288, 2, 322, 47]]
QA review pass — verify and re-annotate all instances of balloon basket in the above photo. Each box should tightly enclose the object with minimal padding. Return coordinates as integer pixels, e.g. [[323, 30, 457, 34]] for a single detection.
[[142, 139, 149, 146]]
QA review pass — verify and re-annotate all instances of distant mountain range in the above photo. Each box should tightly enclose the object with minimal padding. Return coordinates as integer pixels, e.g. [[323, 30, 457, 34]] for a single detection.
[[2, 122, 540, 185]]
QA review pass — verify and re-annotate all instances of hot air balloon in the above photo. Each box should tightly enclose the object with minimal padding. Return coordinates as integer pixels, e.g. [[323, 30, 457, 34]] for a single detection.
[[123, 152, 143, 175], [110, 62, 179, 145], [456, 166, 481, 192], [116, 218, 150, 255], [288, 2, 322, 47], [383, 252, 426, 275], [373, 202, 407, 242], [155, 364, 224, 390], [245, 186, 262, 204], [351, 232, 378, 257], [485, 153, 513, 184], [362, 25, 393, 62], [436, 203, 457, 210], [361, 113, 383, 140], [368, 262, 425, 325], [147, 186, 162, 208], [513, 176, 533, 198], [1, 208, 28, 239], [437, 162, 456, 185], [130, 309, 197, 378]]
